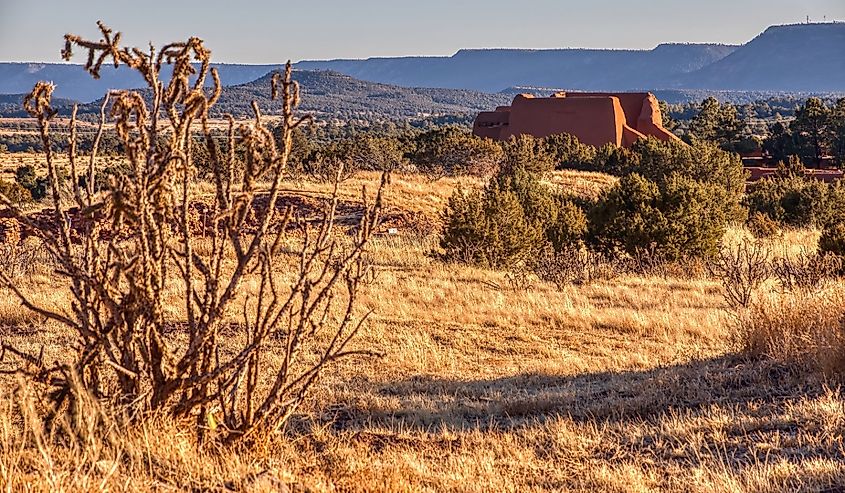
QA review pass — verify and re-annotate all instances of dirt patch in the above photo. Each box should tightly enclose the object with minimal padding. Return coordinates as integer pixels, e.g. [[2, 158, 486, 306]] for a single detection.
[[0, 191, 437, 245]]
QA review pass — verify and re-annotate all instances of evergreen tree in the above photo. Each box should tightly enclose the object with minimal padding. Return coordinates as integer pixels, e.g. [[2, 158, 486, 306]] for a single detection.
[[791, 97, 832, 167], [763, 121, 801, 164], [688, 97, 746, 152], [831, 98, 845, 168]]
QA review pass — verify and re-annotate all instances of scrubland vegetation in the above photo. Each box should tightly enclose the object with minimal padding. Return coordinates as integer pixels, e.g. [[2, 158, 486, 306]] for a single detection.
[[3, 169, 845, 491], [1, 23, 845, 493]]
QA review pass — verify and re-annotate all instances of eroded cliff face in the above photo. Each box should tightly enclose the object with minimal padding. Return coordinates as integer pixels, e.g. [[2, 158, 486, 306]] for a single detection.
[[473, 91, 679, 148]]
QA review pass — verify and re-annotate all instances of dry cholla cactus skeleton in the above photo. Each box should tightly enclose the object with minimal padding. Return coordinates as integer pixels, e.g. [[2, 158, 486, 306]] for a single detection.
[[0, 21, 385, 443]]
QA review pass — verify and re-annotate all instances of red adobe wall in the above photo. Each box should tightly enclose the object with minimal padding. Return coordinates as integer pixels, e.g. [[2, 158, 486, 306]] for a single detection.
[[473, 91, 680, 148]]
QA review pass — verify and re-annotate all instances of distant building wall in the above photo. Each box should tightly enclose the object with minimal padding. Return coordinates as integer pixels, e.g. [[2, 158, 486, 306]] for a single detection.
[[473, 91, 680, 148]]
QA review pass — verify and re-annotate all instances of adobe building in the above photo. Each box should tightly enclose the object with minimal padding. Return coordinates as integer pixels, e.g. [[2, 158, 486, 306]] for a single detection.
[[473, 92, 680, 147]]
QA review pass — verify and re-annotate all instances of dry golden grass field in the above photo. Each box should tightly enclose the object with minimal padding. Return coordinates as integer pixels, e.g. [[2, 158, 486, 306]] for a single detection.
[[0, 162, 844, 492]]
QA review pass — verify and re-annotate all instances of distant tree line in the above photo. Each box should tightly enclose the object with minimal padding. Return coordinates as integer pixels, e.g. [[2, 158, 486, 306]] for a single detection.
[[664, 96, 845, 168]]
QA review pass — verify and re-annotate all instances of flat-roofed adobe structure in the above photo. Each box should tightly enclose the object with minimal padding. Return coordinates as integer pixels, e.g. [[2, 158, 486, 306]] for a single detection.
[[473, 92, 680, 147]]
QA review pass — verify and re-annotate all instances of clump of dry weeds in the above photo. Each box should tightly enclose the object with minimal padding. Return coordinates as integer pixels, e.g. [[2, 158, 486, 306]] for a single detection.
[[734, 288, 845, 376]]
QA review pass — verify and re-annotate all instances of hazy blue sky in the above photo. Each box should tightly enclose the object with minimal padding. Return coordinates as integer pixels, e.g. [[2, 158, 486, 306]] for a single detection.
[[1, 0, 844, 63]]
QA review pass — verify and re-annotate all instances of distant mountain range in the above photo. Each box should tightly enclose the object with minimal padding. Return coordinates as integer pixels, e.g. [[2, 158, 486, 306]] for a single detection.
[[0, 63, 282, 103], [297, 44, 738, 93], [296, 23, 845, 93], [0, 22, 843, 120], [675, 23, 845, 92]]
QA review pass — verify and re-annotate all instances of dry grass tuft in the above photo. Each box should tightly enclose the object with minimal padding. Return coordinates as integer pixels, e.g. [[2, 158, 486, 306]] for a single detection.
[[735, 287, 845, 376], [544, 169, 619, 200]]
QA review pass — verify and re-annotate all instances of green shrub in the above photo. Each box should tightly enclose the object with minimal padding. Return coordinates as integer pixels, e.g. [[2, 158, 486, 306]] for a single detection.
[[346, 135, 409, 172], [542, 133, 596, 170], [439, 140, 569, 269], [728, 135, 763, 155], [411, 127, 502, 176], [492, 164, 556, 225], [588, 173, 662, 256], [627, 138, 746, 219], [745, 177, 801, 225], [191, 138, 233, 179], [77, 161, 134, 192], [591, 143, 636, 175], [775, 155, 806, 179], [546, 198, 587, 251], [819, 222, 845, 259], [588, 173, 728, 260], [745, 177, 845, 228], [590, 137, 745, 221], [14, 165, 47, 200], [499, 135, 555, 176], [0, 179, 33, 204], [439, 136, 743, 267], [274, 126, 313, 171], [439, 183, 547, 268], [824, 182, 845, 227], [305, 134, 409, 178]]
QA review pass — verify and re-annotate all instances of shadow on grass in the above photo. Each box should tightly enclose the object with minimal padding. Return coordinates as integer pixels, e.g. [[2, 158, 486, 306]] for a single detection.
[[325, 355, 825, 432]]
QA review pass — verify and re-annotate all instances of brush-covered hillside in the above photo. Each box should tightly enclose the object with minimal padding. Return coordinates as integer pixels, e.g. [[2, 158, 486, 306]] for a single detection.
[[212, 70, 514, 119]]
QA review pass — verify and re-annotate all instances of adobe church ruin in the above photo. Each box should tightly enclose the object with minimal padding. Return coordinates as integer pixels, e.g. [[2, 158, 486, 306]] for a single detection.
[[473, 92, 680, 147]]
